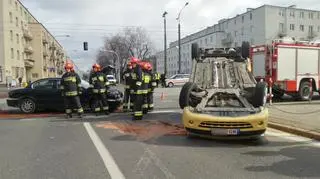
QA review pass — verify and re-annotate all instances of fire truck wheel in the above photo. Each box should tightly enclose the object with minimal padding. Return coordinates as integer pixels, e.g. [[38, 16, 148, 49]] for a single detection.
[[299, 81, 312, 101], [191, 43, 200, 60], [252, 82, 268, 108]]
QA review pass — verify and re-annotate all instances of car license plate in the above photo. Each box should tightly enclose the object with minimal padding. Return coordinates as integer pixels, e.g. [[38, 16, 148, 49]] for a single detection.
[[211, 129, 240, 136]]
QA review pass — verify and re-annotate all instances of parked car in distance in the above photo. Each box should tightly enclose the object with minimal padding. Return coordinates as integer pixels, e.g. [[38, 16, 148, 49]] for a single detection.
[[107, 75, 117, 84], [165, 74, 190, 88], [7, 78, 123, 114]]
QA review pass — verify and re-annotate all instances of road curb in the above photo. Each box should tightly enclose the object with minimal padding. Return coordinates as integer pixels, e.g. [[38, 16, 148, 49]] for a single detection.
[[268, 122, 320, 141]]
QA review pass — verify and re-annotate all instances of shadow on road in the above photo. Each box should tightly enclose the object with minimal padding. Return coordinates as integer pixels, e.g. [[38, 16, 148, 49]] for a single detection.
[[243, 146, 320, 178]]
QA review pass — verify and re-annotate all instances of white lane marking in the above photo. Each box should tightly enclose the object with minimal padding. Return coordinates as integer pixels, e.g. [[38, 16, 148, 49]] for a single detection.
[[83, 122, 126, 179], [266, 129, 320, 148]]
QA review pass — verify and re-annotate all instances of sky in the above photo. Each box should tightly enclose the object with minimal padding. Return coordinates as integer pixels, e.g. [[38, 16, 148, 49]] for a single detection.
[[20, 0, 320, 71]]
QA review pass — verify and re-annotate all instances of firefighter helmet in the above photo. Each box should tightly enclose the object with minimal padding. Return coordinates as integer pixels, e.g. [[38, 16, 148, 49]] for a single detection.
[[130, 57, 139, 64], [92, 63, 101, 70], [64, 62, 74, 70]]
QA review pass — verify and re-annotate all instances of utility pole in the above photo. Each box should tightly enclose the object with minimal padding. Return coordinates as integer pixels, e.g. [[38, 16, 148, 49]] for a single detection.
[[176, 2, 189, 74], [163, 11, 168, 76]]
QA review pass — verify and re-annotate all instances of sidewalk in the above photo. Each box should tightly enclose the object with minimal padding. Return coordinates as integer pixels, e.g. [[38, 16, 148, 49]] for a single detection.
[[268, 101, 320, 140]]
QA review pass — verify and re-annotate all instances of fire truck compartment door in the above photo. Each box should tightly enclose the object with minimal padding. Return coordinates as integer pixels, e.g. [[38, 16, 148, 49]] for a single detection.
[[252, 53, 265, 77], [277, 47, 296, 81]]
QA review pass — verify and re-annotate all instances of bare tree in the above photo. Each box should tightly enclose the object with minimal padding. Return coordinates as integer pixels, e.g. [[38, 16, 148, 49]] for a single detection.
[[97, 27, 154, 82]]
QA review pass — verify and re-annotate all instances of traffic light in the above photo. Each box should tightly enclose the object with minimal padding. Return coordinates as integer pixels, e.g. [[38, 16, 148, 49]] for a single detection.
[[83, 42, 88, 51]]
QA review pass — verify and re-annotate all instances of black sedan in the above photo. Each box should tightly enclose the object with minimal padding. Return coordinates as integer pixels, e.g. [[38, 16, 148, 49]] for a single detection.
[[7, 78, 123, 114]]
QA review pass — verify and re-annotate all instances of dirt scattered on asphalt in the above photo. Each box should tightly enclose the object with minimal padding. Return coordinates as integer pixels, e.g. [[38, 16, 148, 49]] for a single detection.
[[96, 120, 187, 140]]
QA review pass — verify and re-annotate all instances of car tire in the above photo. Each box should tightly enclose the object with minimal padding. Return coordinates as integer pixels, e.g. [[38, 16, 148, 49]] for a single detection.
[[191, 43, 200, 60], [299, 81, 312, 101], [168, 82, 174, 88], [179, 82, 198, 109], [19, 98, 36, 114], [252, 82, 268, 108], [241, 41, 250, 59]]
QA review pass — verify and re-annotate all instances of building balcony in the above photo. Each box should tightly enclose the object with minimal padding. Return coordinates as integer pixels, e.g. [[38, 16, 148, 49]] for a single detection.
[[42, 35, 49, 44], [24, 46, 34, 54], [23, 28, 33, 40], [43, 50, 49, 57], [24, 58, 35, 68], [49, 42, 56, 50]]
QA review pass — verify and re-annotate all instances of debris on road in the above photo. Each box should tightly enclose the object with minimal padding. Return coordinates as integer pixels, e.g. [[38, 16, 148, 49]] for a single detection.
[[96, 120, 187, 140]]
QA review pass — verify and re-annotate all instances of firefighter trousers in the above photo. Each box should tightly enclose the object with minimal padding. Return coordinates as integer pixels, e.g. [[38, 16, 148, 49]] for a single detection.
[[123, 88, 131, 110], [92, 92, 109, 113], [147, 90, 154, 111], [129, 89, 134, 110], [133, 90, 143, 120], [64, 96, 83, 115]]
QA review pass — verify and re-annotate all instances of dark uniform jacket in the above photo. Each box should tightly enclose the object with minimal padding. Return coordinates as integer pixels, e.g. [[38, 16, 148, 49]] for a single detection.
[[89, 71, 109, 94], [60, 72, 82, 96]]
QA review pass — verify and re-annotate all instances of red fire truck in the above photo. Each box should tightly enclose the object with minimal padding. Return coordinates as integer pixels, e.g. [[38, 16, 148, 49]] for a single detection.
[[250, 39, 320, 100]]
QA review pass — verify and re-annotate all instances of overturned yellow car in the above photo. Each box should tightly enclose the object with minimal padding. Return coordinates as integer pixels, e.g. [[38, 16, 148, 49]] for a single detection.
[[179, 43, 268, 139]]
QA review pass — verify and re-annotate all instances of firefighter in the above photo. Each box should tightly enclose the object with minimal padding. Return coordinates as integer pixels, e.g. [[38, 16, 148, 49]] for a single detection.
[[130, 57, 143, 120], [89, 63, 110, 115], [122, 62, 133, 112], [147, 63, 157, 111], [60, 62, 84, 119], [141, 62, 151, 114]]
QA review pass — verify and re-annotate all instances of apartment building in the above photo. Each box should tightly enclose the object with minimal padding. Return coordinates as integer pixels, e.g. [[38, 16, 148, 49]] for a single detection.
[[0, 0, 66, 85], [156, 4, 320, 77]]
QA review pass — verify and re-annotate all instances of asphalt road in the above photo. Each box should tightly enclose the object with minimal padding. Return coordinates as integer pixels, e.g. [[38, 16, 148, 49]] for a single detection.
[[0, 86, 319, 179]]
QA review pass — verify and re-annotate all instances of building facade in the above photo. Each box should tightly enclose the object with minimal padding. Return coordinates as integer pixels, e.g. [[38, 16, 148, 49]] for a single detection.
[[0, 0, 66, 85], [156, 4, 320, 77]]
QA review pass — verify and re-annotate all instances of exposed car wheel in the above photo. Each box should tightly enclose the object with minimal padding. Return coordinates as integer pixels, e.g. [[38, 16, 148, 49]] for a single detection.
[[252, 82, 268, 108], [19, 98, 36, 114], [179, 82, 199, 109], [241, 41, 250, 59], [299, 81, 312, 101], [168, 82, 174, 88], [191, 43, 200, 60]]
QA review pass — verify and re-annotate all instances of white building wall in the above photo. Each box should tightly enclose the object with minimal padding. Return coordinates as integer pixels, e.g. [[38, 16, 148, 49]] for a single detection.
[[155, 5, 320, 77]]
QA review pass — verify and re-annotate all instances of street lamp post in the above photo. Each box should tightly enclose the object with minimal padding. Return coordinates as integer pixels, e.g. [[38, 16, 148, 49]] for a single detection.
[[176, 2, 189, 74], [163, 11, 168, 76], [101, 50, 121, 83]]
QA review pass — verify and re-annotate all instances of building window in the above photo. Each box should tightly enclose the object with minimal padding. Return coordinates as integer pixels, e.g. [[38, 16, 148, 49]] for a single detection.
[[21, 21, 23, 29], [9, 0, 12, 5], [279, 9, 284, 16], [210, 36, 213, 42], [15, 17, 18, 27], [234, 19, 236, 24], [309, 12, 314, 19], [300, 11, 304, 18], [10, 30, 13, 41], [20, 7, 22, 16], [234, 31, 237, 37], [250, 38, 254, 44], [250, 13, 252, 20], [234, 42, 238, 47], [250, 25, 254, 32], [290, 10, 295, 17], [318, 12, 320, 19], [15, 1, 18, 10], [24, 11, 27, 20], [32, 73, 39, 78], [241, 27, 244, 35], [290, 24, 295, 31], [9, 12, 12, 23], [11, 48, 14, 59], [17, 50, 19, 60], [205, 38, 208, 45], [200, 39, 203, 45], [300, 25, 304, 31], [242, 16, 244, 23], [16, 34, 19, 44], [279, 23, 284, 32], [318, 26, 320, 32], [22, 52, 24, 59], [309, 26, 314, 33]]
